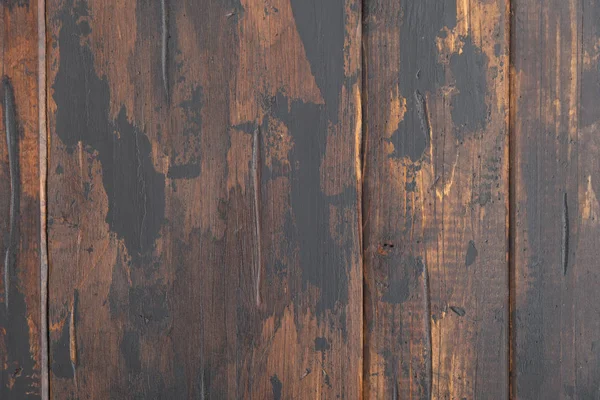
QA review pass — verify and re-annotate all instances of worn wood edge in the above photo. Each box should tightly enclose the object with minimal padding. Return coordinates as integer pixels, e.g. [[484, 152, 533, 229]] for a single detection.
[[38, 0, 49, 397], [507, 0, 515, 397]]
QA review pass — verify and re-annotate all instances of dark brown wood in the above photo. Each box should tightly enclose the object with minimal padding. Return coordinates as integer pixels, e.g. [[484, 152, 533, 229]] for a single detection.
[[511, 0, 600, 398], [0, 1, 42, 398], [46, 0, 362, 398], [5, 0, 600, 398], [362, 0, 510, 398]]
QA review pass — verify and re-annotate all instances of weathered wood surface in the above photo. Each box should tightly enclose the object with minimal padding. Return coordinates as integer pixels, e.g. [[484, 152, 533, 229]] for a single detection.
[[512, 0, 600, 398], [5, 0, 600, 398], [362, 0, 509, 398], [46, 0, 361, 398], [0, 1, 43, 398]]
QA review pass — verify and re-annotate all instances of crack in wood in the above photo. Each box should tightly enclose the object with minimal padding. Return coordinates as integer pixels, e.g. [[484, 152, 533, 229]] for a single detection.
[[2, 76, 19, 312], [161, 0, 169, 101], [252, 124, 262, 307], [562, 192, 569, 275]]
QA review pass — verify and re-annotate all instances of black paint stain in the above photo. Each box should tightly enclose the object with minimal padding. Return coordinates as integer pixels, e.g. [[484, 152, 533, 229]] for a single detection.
[[53, 0, 165, 263], [381, 256, 424, 304], [121, 330, 142, 373], [314, 337, 331, 352], [450, 37, 489, 136], [388, 0, 456, 161], [270, 375, 282, 400], [2, 76, 19, 311], [0, 78, 34, 394], [0, 0, 29, 10], [450, 306, 466, 317], [289, 0, 345, 123], [271, 93, 353, 314], [51, 314, 74, 379], [0, 274, 37, 397], [108, 252, 129, 319], [465, 240, 478, 267], [129, 284, 170, 333], [167, 163, 200, 179], [562, 192, 569, 275]]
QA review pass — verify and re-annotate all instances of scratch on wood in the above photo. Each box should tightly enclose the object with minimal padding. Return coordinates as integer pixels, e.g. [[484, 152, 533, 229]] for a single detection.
[[252, 125, 262, 307], [562, 192, 569, 275], [161, 0, 169, 100], [392, 377, 399, 400], [414, 90, 431, 147], [70, 290, 79, 378], [422, 258, 433, 398], [3, 76, 19, 311], [300, 368, 311, 380]]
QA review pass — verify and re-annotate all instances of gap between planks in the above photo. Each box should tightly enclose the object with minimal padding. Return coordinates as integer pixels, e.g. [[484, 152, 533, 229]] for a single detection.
[[38, 0, 49, 397]]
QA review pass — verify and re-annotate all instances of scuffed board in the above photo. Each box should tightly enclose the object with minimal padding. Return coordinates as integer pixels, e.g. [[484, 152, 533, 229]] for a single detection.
[[512, 0, 600, 398], [0, 1, 43, 398], [46, 0, 362, 399], [362, 0, 509, 398]]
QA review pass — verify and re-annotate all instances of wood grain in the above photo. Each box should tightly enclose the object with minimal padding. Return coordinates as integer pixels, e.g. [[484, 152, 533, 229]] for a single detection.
[[362, 0, 510, 398], [46, 0, 362, 398], [0, 1, 42, 398], [511, 0, 600, 398]]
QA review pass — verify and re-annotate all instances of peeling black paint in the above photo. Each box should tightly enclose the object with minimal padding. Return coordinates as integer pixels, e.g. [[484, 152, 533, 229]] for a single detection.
[[0, 284, 38, 397], [271, 93, 353, 314], [450, 37, 489, 136], [51, 314, 74, 379], [314, 337, 331, 352], [388, 0, 456, 161], [382, 256, 424, 304], [167, 163, 201, 179], [121, 330, 142, 373], [129, 284, 170, 333], [0, 0, 29, 10], [53, 0, 165, 262], [270, 375, 282, 400], [289, 0, 345, 123]]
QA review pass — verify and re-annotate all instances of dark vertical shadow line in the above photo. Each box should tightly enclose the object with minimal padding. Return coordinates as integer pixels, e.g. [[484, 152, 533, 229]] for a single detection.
[[252, 125, 262, 308], [38, 0, 50, 396], [562, 192, 569, 275], [161, 0, 169, 101], [423, 259, 433, 399], [2, 76, 19, 312], [507, 0, 515, 398], [359, 0, 368, 397]]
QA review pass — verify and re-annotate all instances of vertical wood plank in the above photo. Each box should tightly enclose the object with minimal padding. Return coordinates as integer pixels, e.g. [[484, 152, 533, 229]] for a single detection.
[[511, 0, 600, 397], [362, 0, 509, 398], [0, 1, 42, 398], [46, 0, 362, 398]]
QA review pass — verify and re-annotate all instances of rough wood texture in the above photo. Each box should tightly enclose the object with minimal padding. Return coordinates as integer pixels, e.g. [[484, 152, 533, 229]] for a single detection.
[[46, 0, 362, 398], [6, 0, 600, 398], [511, 0, 600, 398], [362, 0, 509, 398], [0, 1, 42, 398]]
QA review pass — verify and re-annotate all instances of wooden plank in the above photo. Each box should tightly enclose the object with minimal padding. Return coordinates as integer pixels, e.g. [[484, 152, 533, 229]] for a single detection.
[[511, 0, 600, 397], [46, 0, 362, 398], [0, 1, 42, 398], [362, 0, 509, 398]]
